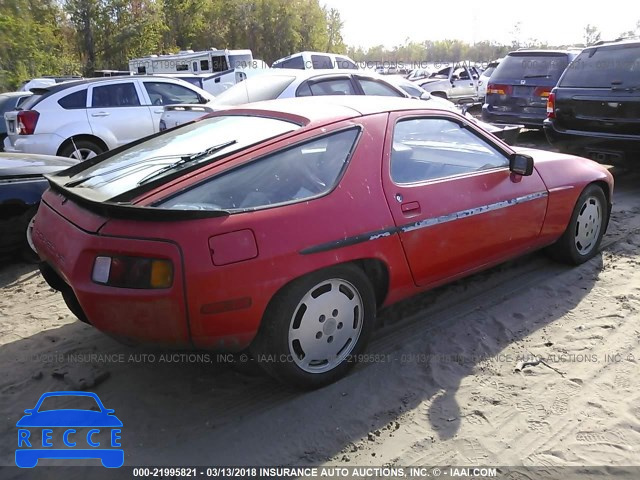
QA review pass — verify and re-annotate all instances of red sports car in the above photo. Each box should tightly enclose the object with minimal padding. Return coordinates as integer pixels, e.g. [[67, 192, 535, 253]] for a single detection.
[[34, 97, 613, 388]]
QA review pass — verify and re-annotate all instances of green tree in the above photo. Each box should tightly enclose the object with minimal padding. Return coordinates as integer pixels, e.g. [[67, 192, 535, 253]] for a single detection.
[[584, 24, 601, 46]]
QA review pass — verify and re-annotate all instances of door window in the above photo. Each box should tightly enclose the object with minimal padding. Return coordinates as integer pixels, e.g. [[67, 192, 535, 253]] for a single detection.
[[390, 118, 508, 184], [91, 83, 140, 108], [358, 79, 403, 97], [307, 78, 356, 96], [143, 82, 201, 106]]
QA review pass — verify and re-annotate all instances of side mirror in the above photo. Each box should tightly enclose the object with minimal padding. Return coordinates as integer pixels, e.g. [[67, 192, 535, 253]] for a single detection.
[[420, 92, 431, 100], [509, 153, 534, 176]]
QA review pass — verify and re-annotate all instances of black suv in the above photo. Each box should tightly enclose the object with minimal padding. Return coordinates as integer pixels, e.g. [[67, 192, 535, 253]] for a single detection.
[[482, 50, 580, 128], [544, 39, 640, 165]]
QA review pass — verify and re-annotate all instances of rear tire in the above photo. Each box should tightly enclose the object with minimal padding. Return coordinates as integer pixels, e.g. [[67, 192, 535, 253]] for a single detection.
[[251, 264, 376, 389], [59, 139, 104, 160], [546, 184, 608, 265], [21, 208, 40, 263]]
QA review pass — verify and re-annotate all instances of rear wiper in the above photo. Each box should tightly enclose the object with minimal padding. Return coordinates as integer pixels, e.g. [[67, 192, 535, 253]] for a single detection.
[[137, 140, 237, 186], [523, 74, 551, 79]]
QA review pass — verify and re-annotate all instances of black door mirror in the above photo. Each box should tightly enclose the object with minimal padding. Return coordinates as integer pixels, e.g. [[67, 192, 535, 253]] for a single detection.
[[509, 153, 534, 176]]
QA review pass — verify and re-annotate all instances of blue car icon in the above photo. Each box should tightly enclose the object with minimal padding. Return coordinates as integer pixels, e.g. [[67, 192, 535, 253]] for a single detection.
[[16, 391, 123, 468]]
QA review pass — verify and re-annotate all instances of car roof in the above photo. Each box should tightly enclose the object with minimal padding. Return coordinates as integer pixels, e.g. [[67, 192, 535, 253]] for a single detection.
[[223, 96, 443, 126], [508, 49, 580, 56], [26, 75, 186, 94], [587, 38, 640, 49]]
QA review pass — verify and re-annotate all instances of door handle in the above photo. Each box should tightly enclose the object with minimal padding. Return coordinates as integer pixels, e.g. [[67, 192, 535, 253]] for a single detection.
[[401, 201, 421, 214], [154, 110, 164, 114], [91, 112, 110, 117]]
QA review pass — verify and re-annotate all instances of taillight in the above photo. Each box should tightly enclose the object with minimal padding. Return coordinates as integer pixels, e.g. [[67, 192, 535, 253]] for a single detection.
[[534, 86, 552, 98], [546, 92, 556, 119], [17, 110, 39, 135], [487, 83, 513, 95], [92, 256, 173, 289]]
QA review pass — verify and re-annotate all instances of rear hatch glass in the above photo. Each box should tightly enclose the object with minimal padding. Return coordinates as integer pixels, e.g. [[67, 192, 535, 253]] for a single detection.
[[559, 43, 640, 88]]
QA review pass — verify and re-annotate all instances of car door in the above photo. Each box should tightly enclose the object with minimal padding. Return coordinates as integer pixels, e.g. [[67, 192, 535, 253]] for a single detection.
[[139, 80, 207, 133], [88, 80, 154, 147], [450, 66, 476, 100], [382, 112, 548, 287]]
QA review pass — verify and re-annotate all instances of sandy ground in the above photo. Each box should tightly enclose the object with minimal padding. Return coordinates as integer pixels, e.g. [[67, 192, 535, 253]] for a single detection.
[[1, 136, 639, 479]]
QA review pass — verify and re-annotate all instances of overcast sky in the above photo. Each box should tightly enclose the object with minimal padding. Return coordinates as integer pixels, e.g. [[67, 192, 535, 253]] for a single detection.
[[322, 0, 639, 48]]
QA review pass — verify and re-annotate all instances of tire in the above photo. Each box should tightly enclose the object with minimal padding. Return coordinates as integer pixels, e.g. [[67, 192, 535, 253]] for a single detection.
[[251, 264, 376, 389], [20, 208, 40, 263], [546, 184, 608, 265], [59, 139, 104, 160]]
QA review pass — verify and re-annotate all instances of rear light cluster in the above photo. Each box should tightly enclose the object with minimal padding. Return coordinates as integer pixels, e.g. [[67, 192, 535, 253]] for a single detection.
[[92, 256, 173, 289], [533, 86, 552, 98], [486, 84, 512, 95], [17, 111, 39, 135], [546, 92, 556, 119]]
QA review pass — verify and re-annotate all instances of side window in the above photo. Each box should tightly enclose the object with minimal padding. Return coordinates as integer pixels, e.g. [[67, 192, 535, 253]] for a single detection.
[[211, 55, 229, 72], [143, 82, 201, 106], [91, 83, 140, 108], [176, 64, 189, 71], [58, 89, 87, 109], [336, 57, 358, 70], [358, 79, 403, 97], [390, 118, 508, 184], [308, 79, 356, 96], [296, 82, 313, 97], [311, 55, 333, 69], [200, 59, 209, 71], [277, 56, 305, 69], [160, 128, 360, 210], [137, 66, 147, 74]]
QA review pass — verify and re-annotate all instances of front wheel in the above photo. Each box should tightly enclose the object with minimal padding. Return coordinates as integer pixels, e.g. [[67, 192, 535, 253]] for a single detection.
[[546, 184, 608, 265], [251, 264, 376, 389]]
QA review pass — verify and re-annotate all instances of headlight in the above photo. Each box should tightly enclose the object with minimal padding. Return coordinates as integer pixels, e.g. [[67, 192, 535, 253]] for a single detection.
[[92, 256, 173, 289]]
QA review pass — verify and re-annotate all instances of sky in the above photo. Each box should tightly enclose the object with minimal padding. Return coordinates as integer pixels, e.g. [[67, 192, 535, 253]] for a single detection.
[[322, 0, 639, 48]]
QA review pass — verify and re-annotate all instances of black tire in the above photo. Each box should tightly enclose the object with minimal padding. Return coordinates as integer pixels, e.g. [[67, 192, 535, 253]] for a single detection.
[[59, 139, 105, 160], [20, 207, 40, 263], [546, 184, 608, 265], [251, 264, 376, 389]]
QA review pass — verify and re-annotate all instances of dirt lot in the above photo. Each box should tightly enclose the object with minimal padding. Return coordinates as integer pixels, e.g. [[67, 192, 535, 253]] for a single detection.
[[1, 131, 639, 479]]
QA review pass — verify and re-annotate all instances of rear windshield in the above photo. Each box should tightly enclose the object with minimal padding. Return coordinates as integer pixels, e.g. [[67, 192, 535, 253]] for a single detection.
[[18, 94, 44, 110], [492, 53, 569, 80], [560, 44, 640, 88], [213, 75, 296, 106], [58, 115, 300, 201]]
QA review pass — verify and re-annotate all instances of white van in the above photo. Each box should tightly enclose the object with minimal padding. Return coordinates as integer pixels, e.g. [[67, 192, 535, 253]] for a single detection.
[[271, 51, 359, 70]]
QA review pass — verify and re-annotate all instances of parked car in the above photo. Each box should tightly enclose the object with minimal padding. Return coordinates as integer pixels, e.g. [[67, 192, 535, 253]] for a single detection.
[[0, 92, 32, 152], [482, 50, 581, 128], [544, 39, 640, 165], [478, 59, 502, 99], [0, 153, 76, 261], [272, 51, 359, 70], [4, 76, 215, 159], [406, 68, 433, 82], [416, 63, 483, 104], [35, 96, 612, 388], [160, 70, 416, 130]]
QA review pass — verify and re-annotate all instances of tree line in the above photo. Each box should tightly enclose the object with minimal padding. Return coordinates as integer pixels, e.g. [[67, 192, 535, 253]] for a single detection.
[[0, 1, 638, 92], [0, 0, 346, 91]]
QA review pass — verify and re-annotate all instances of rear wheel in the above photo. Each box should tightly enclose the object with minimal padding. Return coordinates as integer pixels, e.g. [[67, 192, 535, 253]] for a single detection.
[[546, 184, 608, 265], [59, 139, 104, 160], [21, 208, 39, 263], [251, 264, 376, 389]]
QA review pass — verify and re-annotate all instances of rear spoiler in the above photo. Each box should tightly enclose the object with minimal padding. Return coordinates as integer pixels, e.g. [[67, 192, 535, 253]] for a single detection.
[[164, 104, 215, 113]]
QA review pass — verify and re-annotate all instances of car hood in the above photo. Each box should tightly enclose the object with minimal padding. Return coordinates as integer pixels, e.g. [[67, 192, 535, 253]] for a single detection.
[[0, 153, 77, 178], [16, 410, 123, 427]]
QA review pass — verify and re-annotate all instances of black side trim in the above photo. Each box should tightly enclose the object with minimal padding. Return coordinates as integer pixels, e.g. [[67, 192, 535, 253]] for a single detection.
[[300, 226, 398, 255]]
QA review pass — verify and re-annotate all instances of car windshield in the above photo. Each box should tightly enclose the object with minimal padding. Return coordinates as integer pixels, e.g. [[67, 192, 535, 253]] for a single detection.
[[58, 115, 300, 201], [492, 53, 569, 80], [560, 44, 640, 88], [37, 395, 101, 412], [213, 75, 296, 106]]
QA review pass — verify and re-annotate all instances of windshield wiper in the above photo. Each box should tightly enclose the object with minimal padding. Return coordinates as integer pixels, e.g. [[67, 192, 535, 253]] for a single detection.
[[137, 140, 237, 186], [523, 74, 551, 79]]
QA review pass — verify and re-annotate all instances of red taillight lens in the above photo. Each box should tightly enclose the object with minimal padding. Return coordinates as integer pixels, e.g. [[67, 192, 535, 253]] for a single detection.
[[546, 92, 556, 119], [487, 83, 513, 95], [17, 110, 39, 135], [534, 86, 552, 98], [92, 256, 173, 289]]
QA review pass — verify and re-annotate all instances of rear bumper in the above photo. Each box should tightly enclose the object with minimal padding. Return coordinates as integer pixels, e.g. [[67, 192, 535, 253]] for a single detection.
[[34, 199, 191, 347], [544, 119, 640, 161], [482, 106, 546, 128], [3, 133, 65, 156]]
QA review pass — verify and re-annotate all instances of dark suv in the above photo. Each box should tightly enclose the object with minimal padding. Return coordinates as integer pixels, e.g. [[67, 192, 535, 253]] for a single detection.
[[544, 39, 640, 165], [482, 50, 580, 128]]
